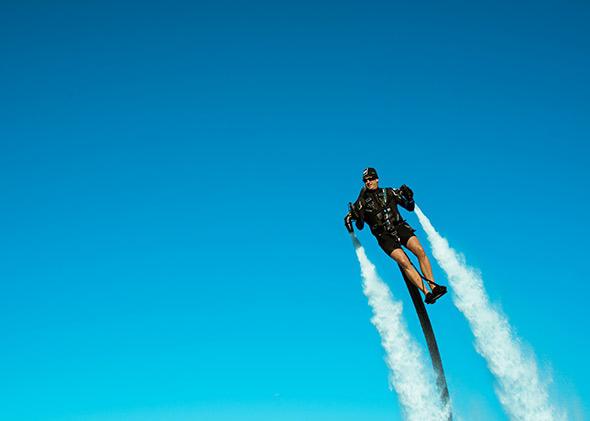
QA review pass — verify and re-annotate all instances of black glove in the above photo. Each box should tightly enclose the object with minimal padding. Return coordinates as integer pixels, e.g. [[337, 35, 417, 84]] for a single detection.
[[400, 184, 414, 200], [350, 202, 365, 230], [355, 218, 364, 230], [344, 213, 354, 233]]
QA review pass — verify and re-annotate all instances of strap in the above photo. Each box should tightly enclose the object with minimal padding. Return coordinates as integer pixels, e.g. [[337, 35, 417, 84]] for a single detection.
[[410, 260, 441, 287], [400, 249, 441, 287]]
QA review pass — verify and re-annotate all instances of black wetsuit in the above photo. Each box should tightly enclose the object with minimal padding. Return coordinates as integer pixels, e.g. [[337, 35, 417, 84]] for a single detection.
[[350, 187, 416, 255]]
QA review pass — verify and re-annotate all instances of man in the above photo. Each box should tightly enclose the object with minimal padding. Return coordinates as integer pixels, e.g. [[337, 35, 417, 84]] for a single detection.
[[344, 167, 447, 304]]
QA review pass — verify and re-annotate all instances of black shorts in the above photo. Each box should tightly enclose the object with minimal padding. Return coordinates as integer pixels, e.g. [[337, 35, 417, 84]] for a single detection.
[[376, 223, 416, 255]]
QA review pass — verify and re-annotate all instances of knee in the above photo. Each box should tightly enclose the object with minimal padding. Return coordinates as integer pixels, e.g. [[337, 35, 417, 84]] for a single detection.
[[393, 257, 412, 271], [399, 261, 413, 271], [414, 247, 426, 259]]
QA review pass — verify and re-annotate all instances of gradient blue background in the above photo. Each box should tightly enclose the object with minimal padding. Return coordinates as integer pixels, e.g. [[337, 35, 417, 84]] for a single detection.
[[1, 0, 588, 419]]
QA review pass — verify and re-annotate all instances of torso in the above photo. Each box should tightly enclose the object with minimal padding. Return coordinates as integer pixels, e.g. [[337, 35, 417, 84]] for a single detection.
[[357, 188, 405, 234]]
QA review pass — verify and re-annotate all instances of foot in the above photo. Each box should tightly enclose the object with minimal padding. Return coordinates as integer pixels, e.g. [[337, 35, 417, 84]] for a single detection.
[[424, 286, 447, 304], [429, 285, 447, 303]]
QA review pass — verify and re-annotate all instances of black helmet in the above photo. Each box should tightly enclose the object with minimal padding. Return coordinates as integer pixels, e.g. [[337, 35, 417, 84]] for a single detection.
[[362, 167, 378, 181]]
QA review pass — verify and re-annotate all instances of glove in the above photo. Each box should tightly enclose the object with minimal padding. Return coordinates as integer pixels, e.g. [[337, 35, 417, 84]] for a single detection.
[[344, 213, 354, 233], [355, 218, 364, 230], [400, 184, 414, 200]]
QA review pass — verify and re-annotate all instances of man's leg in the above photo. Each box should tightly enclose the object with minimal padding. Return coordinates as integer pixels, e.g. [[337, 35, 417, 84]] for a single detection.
[[389, 248, 428, 295], [405, 236, 436, 291]]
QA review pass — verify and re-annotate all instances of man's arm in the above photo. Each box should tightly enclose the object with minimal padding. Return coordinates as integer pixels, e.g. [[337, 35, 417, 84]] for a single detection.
[[344, 209, 354, 233], [344, 187, 368, 232], [344, 200, 365, 232], [344, 209, 354, 232]]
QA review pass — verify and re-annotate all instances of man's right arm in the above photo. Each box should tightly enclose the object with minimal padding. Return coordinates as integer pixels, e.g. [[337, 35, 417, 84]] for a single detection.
[[344, 200, 365, 232], [344, 211, 354, 233]]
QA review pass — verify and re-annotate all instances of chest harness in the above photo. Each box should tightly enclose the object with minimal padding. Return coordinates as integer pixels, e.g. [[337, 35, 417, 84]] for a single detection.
[[366, 189, 405, 239]]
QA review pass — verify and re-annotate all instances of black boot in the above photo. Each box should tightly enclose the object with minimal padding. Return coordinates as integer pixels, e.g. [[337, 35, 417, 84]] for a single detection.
[[429, 285, 447, 303]]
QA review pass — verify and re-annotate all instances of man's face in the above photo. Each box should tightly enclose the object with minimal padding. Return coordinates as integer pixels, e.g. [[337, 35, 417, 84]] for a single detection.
[[364, 177, 379, 190]]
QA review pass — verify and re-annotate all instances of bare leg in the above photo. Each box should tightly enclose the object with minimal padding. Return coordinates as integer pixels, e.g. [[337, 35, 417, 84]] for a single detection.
[[389, 248, 429, 295], [405, 236, 436, 291]]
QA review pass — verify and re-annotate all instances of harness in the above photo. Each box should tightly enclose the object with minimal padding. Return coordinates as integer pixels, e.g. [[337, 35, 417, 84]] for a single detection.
[[367, 188, 406, 239]]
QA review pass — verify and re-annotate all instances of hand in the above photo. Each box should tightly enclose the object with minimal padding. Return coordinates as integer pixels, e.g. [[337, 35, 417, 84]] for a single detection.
[[355, 218, 364, 230], [400, 184, 413, 200]]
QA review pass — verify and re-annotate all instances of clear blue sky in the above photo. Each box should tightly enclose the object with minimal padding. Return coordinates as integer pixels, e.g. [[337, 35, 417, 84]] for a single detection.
[[1, 0, 588, 419]]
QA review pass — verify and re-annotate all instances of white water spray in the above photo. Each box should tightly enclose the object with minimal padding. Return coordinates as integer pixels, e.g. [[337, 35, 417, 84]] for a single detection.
[[414, 206, 563, 421], [351, 234, 450, 421]]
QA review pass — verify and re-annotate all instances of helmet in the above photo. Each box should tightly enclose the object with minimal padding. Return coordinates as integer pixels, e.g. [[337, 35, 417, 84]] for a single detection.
[[362, 167, 378, 181]]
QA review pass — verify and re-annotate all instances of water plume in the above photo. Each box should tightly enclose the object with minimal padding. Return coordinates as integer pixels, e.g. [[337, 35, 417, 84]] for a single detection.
[[414, 206, 563, 421], [351, 233, 450, 421]]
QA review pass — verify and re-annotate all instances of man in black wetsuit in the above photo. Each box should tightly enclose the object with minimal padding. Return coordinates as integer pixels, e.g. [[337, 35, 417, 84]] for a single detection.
[[344, 167, 447, 304]]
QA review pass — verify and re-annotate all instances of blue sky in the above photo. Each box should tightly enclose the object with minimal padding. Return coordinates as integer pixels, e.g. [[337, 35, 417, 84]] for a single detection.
[[1, 0, 589, 419]]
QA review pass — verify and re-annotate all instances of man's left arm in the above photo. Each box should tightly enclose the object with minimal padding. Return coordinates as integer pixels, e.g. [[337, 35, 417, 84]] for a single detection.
[[393, 184, 415, 211]]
